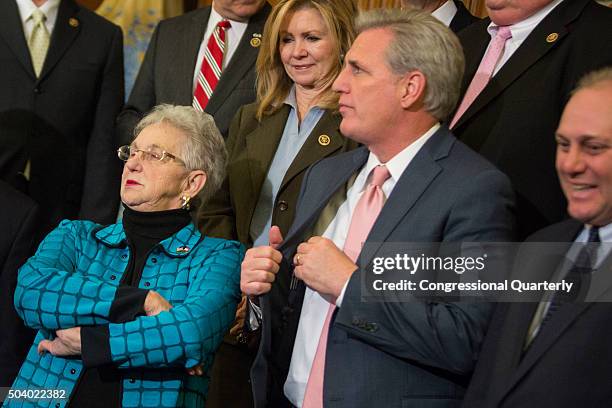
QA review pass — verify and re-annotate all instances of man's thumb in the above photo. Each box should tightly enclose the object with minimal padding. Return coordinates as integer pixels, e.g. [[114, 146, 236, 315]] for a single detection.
[[269, 225, 283, 249]]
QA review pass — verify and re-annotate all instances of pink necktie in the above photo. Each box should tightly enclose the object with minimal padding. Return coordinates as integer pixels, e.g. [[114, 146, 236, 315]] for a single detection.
[[193, 20, 231, 111], [450, 26, 512, 128], [302, 165, 391, 408]]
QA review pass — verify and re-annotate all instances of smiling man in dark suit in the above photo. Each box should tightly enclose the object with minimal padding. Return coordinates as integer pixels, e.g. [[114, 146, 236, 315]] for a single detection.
[[0, 0, 124, 234], [241, 9, 515, 408], [450, 0, 612, 238], [116, 0, 271, 142], [401, 0, 479, 32], [463, 67, 612, 408]]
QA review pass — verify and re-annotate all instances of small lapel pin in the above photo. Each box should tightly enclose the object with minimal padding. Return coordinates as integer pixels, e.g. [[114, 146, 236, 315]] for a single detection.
[[546, 32, 559, 43], [318, 134, 331, 146], [176, 245, 190, 253], [69, 17, 79, 28], [250, 37, 261, 48], [252, 33, 262, 38]]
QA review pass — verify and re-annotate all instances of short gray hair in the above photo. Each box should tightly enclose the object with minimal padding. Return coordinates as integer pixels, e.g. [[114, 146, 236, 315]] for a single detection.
[[355, 8, 465, 121], [134, 104, 227, 205], [574, 66, 612, 93]]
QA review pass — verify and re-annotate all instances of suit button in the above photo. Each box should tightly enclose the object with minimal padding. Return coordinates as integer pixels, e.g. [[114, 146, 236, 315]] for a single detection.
[[151, 257, 157, 264], [70, 368, 76, 374], [129, 378, 136, 383], [278, 200, 288, 211], [33, 87, 41, 94]]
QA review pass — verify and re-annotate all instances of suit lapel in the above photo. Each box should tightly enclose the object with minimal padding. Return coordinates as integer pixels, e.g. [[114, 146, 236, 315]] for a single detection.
[[279, 110, 344, 191], [38, 0, 80, 82], [282, 147, 369, 251], [175, 8, 211, 105], [357, 129, 452, 268], [500, 221, 590, 400], [454, 0, 587, 130], [242, 106, 290, 236], [205, 3, 270, 115], [0, 0, 35, 78]]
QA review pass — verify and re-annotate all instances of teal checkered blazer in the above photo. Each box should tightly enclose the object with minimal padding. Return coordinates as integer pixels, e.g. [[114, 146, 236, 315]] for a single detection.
[[7, 220, 243, 407]]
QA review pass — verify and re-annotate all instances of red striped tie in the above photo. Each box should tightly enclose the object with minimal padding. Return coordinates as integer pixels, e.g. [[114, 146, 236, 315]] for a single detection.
[[193, 20, 231, 111]]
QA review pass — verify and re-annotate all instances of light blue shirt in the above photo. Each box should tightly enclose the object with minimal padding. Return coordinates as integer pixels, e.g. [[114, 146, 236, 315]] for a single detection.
[[250, 87, 325, 247]]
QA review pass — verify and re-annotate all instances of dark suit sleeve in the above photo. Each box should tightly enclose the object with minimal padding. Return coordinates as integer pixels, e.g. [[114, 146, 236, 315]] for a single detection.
[[115, 23, 161, 147], [335, 168, 516, 375], [79, 25, 125, 224], [0, 200, 38, 386], [197, 106, 246, 240]]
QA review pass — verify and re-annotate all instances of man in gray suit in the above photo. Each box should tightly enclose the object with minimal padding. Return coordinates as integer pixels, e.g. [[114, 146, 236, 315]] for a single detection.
[[116, 0, 270, 142], [242, 9, 516, 408]]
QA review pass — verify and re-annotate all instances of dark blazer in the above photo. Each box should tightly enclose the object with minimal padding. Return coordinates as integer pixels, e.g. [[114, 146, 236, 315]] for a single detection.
[[452, 0, 612, 238], [251, 127, 517, 408], [199, 102, 358, 408], [0, 181, 38, 386], [0, 0, 124, 234], [463, 219, 612, 407], [199, 102, 359, 245], [449, 1, 479, 33], [116, 4, 271, 143]]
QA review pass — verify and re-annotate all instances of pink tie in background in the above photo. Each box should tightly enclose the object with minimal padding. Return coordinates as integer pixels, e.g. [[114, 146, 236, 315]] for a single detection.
[[193, 20, 231, 111], [302, 165, 391, 408], [450, 26, 512, 128]]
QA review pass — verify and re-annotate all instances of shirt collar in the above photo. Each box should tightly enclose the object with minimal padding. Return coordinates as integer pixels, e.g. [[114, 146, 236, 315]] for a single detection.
[[363, 123, 440, 187], [582, 223, 612, 243], [431, 0, 457, 28], [16, 0, 60, 25], [487, 0, 564, 41], [209, 3, 249, 31]]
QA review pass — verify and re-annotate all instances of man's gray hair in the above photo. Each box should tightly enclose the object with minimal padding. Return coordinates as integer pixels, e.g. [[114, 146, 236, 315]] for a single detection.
[[574, 66, 612, 93], [134, 104, 227, 204], [355, 8, 465, 121]]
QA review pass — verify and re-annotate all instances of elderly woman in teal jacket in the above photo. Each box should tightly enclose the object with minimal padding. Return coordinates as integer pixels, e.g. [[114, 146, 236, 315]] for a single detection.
[[6, 105, 243, 408]]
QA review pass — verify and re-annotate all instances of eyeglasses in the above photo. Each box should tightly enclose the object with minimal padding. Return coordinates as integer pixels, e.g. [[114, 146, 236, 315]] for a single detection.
[[117, 145, 185, 165]]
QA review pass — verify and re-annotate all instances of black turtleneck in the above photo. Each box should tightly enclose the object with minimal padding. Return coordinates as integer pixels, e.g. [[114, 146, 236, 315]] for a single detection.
[[70, 206, 192, 408]]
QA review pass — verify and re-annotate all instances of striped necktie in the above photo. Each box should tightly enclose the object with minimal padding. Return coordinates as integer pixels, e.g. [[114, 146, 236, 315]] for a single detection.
[[193, 20, 231, 111]]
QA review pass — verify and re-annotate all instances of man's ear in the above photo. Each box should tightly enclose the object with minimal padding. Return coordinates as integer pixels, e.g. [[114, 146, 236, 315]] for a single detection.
[[182, 170, 207, 199], [398, 70, 427, 109]]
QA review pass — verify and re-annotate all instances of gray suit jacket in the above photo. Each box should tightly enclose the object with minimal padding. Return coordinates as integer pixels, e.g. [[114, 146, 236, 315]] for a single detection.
[[116, 4, 271, 143], [251, 127, 516, 408]]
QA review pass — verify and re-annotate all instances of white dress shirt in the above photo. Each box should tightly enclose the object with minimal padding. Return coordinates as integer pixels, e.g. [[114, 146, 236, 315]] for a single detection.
[[431, 0, 458, 28], [486, 0, 564, 76], [191, 5, 249, 92], [284, 124, 441, 407], [16, 0, 60, 40]]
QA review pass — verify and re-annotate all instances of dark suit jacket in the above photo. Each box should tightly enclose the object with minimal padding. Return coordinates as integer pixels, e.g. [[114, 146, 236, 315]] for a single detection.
[[0, 0, 124, 234], [116, 4, 271, 143], [452, 0, 612, 238], [449, 1, 479, 33], [198, 102, 358, 407], [463, 219, 612, 407], [251, 127, 517, 408], [0, 181, 38, 386]]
